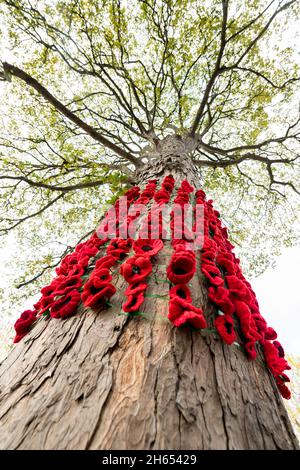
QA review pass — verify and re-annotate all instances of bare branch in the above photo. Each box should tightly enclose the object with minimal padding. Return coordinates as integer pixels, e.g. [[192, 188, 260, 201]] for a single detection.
[[1, 62, 142, 167]]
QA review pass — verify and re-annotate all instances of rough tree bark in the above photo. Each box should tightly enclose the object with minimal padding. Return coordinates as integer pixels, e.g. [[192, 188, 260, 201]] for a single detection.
[[0, 135, 298, 450]]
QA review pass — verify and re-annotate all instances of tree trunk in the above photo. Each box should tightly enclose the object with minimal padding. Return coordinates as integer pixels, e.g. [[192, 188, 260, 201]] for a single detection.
[[0, 135, 298, 450]]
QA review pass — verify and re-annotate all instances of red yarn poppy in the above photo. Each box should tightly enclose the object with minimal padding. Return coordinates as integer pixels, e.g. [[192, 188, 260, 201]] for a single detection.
[[167, 251, 196, 284], [208, 286, 235, 315], [265, 327, 277, 340], [215, 315, 236, 345], [123, 292, 145, 313], [261, 340, 291, 378], [154, 189, 171, 203], [135, 196, 150, 205], [195, 189, 206, 200], [125, 282, 147, 296], [245, 341, 257, 360], [226, 275, 251, 302], [173, 310, 207, 329], [169, 284, 192, 303], [273, 340, 285, 358], [14, 309, 37, 342], [181, 180, 194, 193], [276, 381, 291, 400], [124, 186, 140, 202], [53, 275, 82, 296], [120, 255, 152, 283], [216, 255, 237, 275], [162, 181, 174, 193], [50, 290, 81, 319], [202, 237, 218, 253], [40, 278, 61, 297], [201, 251, 216, 264], [168, 298, 206, 329], [234, 300, 260, 342], [39, 295, 56, 314], [56, 253, 79, 275], [81, 278, 116, 308], [132, 238, 163, 257], [201, 263, 224, 286], [90, 268, 112, 282], [95, 255, 116, 270]]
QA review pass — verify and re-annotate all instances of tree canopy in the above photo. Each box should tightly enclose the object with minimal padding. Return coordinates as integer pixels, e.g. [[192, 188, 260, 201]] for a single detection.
[[0, 0, 299, 314]]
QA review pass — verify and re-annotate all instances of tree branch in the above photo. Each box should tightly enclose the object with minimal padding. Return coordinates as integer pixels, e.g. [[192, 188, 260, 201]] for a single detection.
[[189, 0, 228, 136], [1, 62, 142, 167]]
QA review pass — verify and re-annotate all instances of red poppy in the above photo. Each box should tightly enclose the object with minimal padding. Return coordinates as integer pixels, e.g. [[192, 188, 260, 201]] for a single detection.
[[39, 295, 56, 314], [132, 238, 163, 257], [234, 300, 260, 342], [162, 181, 174, 193], [245, 341, 257, 360], [122, 292, 145, 313], [216, 255, 237, 275], [214, 315, 236, 345], [167, 251, 196, 284], [90, 267, 112, 282], [81, 278, 116, 308], [169, 284, 192, 303], [125, 282, 148, 296], [201, 264, 224, 286], [273, 340, 285, 358], [50, 290, 81, 319], [208, 286, 235, 315], [14, 309, 37, 342], [95, 255, 116, 270], [154, 189, 171, 204], [168, 298, 206, 329], [276, 382, 291, 400], [265, 327, 277, 340], [124, 186, 140, 202], [53, 275, 82, 296], [173, 310, 207, 329], [226, 275, 251, 302], [120, 255, 152, 283], [181, 180, 194, 193], [195, 189, 206, 200]]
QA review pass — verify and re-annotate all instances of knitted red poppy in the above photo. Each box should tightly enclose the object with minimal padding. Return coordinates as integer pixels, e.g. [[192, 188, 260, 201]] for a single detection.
[[245, 341, 257, 360], [226, 275, 251, 302], [201, 264, 224, 286], [154, 189, 171, 203], [90, 268, 112, 282], [208, 286, 235, 315], [125, 282, 148, 296], [81, 279, 116, 308], [168, 298, 206, 329], [50, 290, 81, 319], [14, 309, 37, 342], [216, 255, 237, 275], [169, 284, 192, 303], [173, 310, 207, 329], [181, 180, 194, 193], [132, 238, 163, 257], [120, 255, 152, 283], [53, 275, 83, 296], [273, 340, 285, 358], [167, 251, 196, 284], [95, 255, 116, 270], [122, 292, 145, 313], [265, 327, 278, 340], [214, 315, 236, 345]]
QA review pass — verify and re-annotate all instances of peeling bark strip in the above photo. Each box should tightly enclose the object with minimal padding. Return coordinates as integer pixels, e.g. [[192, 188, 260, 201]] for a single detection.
[[0, 136, 298, 450]]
